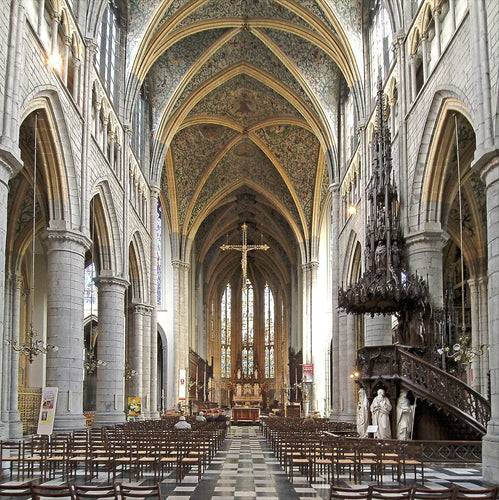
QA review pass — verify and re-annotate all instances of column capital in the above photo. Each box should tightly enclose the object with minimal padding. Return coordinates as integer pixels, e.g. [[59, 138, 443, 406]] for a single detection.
[[43, 227, 92, 252], [130, 301, 153, 315], [302, 261, 319, 272], [405, 227, 449, 250], [94, 275, 130, 291], [328, 182, 340, 194], [150, 185, 161, 198], [474, 151, 499, 187], [172, 259, 190, 271], [0, 152, 23, 186]]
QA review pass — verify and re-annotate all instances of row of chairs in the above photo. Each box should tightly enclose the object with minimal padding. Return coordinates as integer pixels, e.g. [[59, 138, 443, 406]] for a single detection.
[[267, 428, 423, 485], [0, 481, 162, 499], [330, 484, 498, 499], [1, 422, 227, 484]]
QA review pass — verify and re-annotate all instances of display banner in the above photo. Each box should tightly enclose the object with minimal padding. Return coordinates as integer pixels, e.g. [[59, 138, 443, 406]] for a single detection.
[[302, 364, 314, 383], [127, 397, 141, 419], [37, 387, 58, 435], [179, 369, 186, 400]]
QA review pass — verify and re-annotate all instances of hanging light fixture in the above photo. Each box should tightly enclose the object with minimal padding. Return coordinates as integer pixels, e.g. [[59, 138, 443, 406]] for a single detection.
[[9, 113, 58, 363], [439, 115, 487, 366], [84, 198, 106, 373]]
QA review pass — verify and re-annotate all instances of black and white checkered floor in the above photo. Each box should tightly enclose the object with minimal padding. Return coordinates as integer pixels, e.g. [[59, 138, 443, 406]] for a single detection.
[[1, 426, 496, 498]]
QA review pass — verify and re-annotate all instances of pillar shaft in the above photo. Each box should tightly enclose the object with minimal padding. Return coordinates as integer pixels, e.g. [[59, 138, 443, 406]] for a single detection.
[[480, 156, 499, 480], [45, 229, 90, 430], [92, 275, 128, 426]]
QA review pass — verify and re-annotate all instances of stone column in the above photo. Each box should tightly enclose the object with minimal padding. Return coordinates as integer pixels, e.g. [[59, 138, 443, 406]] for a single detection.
[[92, 275, 128, 426], [128, 303, 144, 405], [480, 156, 499, 481], [330, 182, 341, 419], [421, 35, 428, 82], [149, 188, 159, 418], [433, 8, 441, 59], [405, 229, 447, 308], [141, 306, 152, 418], [468, 278, 481, 391], [62, 36, 70, 85], [173, 260, 190, 410], [478, 277, 489, 396], [409, 55, 417, 102], [303, 261, 318, 410], [336, 310, 347, 418], [365, 316, 392, 346], [448, 0, 456, 32], [344, 313, 356, 422], [0, 158, 21, 438], [45, 229, 90, 430], [1, 274, 14, 434], [8, 275, 23, 437], [73, 58, 81, 106]]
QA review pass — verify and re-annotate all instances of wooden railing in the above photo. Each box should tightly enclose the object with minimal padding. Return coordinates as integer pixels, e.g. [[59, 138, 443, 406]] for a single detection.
[[357, 345, 490, 436]]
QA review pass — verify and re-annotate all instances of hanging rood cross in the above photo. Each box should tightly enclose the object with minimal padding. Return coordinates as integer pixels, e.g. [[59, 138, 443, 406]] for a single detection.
[[220, 223, 269, 290]]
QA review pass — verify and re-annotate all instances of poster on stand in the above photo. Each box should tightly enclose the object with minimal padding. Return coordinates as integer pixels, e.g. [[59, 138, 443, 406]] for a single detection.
[[37, 387, 58, 435]]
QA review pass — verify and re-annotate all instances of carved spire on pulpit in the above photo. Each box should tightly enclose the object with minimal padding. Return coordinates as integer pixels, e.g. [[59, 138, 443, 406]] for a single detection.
[[338, 77, 429, 345]]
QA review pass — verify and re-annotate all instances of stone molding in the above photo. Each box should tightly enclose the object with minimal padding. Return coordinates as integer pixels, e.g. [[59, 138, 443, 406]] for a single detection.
[[0, 153, 23, 185], [94, 275, 130, 290], [43, 228, 92, 252], [172, 259, 190, 270]]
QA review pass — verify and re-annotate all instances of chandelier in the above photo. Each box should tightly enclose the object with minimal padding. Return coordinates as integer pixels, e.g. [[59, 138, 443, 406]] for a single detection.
[[83, 326, 107, 373], [124, 361, 138, 380], [9, 112, 58, 363], [439, 335, 487, 365]]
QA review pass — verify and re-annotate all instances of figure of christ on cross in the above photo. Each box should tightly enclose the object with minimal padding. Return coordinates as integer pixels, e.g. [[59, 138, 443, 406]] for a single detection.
[[220, 223, 269, 290]]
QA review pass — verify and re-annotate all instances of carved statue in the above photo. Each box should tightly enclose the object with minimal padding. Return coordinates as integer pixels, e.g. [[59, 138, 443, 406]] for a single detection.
[[356, 388, 369, 438], [253, 383, 260, 396], [370, 388, 392, 439], [396, 390, 416, 440]]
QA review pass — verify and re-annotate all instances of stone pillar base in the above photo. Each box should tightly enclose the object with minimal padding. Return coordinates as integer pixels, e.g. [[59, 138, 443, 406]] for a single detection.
[[8, 413, 23, 439], [92, 411, 126, 427], [0, 421, 9, 440], [482, 419, 499, 481], [53, 414, 87, 432]]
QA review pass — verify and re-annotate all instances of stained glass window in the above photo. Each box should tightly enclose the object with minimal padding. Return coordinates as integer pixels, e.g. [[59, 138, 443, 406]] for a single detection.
[[264, 282, 275, 378], [157, 202, 162, 305], [221, 284, 231, 378], [84, 263, 97, 318], [242, 282, 254, 376]]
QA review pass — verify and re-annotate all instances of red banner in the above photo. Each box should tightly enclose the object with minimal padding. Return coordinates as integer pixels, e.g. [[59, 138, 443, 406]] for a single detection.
[[302, 364, 313, 383]]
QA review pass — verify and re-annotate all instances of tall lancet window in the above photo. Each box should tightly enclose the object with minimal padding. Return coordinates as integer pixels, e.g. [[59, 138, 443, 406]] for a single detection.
[[264, 283, 275, 378], [242, 282, 254, 377], [221, 284, 232, 378]]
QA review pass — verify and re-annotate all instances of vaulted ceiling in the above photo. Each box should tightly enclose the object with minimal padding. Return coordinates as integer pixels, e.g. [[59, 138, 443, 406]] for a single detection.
[[125, 0, 364, 293]]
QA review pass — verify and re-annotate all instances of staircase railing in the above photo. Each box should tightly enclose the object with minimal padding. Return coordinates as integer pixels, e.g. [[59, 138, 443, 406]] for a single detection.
[[397, 347, 490, 434], [356, 345, 490, 436]]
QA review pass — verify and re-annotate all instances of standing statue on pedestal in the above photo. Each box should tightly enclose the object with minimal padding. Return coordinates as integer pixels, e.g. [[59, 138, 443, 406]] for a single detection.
[[356, 388, 369, 438], [396, 390, 416, 440], [370, 388, 392, 439]]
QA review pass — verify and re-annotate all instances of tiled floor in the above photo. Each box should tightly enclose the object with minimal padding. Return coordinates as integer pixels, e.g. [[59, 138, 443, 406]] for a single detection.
[[1, 425, 496, 499]]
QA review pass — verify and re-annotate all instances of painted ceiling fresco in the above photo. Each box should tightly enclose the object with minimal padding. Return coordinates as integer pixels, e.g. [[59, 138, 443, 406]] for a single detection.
[[128, 0, 363, 285]]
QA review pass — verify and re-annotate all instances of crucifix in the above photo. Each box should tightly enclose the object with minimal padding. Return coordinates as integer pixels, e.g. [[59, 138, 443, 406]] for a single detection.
[[220, 223, 269, 290]]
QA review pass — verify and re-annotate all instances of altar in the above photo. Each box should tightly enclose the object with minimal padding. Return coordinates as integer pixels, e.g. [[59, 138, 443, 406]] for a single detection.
[[231, 406, 260, 425]]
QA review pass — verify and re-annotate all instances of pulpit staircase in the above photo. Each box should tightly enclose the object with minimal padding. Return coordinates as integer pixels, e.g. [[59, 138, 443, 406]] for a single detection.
[[357, 346, 490, 440]]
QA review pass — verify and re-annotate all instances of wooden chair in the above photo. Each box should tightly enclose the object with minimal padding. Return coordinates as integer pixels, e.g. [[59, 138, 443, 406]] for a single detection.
[[0, 482, 31, 498], [400, 442, 424, 485], [0, 440, 22, 480], [72, 483, 119, 499], [411, 486, 457, 499], [329, 485, 371, 499], [370, 485, 413, 499], [21, 437, 48, 481], [378, 441, 401, 485], [116, 482, 163, 499], [454, 486, 498, 499], [30, 482, 74, 499]]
